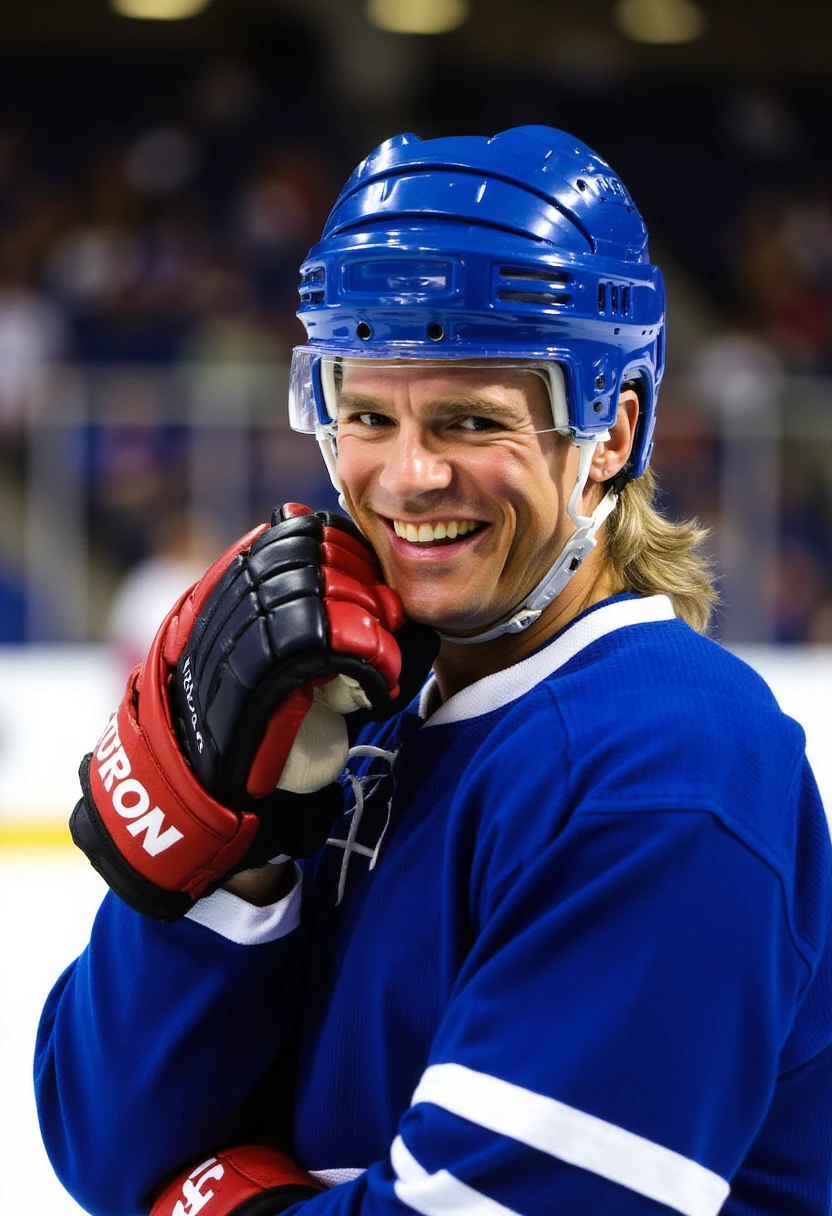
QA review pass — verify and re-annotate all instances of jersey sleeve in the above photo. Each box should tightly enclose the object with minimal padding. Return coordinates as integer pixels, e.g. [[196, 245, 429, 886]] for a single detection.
[[279, 805, 815, 1216], [34, 875, 304, 1216]]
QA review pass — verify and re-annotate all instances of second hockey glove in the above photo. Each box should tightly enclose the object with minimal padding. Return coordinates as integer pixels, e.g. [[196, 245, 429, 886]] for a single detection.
[[71, 505, 439, 921], [150, 1145, 324, 1216]]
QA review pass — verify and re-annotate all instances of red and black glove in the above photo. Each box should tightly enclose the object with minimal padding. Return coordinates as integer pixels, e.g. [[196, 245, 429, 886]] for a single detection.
[[70, 505, 439, 921], [150, 1145, 324, 1216]]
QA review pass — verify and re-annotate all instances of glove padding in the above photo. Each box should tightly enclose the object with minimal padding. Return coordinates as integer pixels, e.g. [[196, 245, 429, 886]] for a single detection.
[[172, 505, 407, 804], [151, 1145, 324, 1216], [70, 504, 439, 921]]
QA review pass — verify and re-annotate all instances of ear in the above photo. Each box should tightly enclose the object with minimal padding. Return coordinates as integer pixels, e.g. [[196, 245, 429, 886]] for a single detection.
[[587, 388, 639, 484]]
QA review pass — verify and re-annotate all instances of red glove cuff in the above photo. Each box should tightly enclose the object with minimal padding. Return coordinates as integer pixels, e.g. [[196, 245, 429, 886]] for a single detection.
[[87, 594, 260, 902], [151, 1146, 324, 1216]]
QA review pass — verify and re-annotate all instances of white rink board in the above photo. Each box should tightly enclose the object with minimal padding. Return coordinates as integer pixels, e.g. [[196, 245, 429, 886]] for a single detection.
[[0, 647, 122, 819], [0, 643, 830, 825]]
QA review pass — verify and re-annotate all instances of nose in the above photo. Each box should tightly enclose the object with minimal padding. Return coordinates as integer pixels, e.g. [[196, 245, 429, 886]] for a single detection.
[[377, 421, 453, 500]]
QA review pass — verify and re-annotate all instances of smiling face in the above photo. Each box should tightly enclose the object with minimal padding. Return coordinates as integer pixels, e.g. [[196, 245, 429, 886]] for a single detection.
[[334, 361, 584, 636]]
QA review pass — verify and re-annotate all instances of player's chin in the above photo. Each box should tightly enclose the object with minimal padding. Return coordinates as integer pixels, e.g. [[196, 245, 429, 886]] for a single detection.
[[395, 587, 487, 635], [389, 556, 507, 633]]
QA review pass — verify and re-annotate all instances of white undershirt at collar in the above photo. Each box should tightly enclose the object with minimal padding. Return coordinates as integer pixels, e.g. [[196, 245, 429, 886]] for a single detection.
[[419, 595, 676, 727], [184, 865, 302, 945]]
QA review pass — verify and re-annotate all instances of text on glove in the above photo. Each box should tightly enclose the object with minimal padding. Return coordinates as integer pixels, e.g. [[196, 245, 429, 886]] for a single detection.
[[96, 713, 185, 857]]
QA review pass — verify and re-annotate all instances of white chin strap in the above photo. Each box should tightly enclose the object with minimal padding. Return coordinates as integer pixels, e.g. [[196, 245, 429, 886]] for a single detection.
[[317, 427, 348, 512], [316, 427, 619, 647], [440, 437, 617, 645]]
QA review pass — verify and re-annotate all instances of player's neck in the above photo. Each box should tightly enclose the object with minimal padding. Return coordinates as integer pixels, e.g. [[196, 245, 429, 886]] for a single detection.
[[433, 554, 619, 703]]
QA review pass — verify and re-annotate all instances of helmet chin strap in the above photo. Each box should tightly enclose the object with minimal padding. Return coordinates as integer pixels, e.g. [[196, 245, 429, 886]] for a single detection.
[[438, 438, 616, 645], [317, 426, 346, 510], [316, 427, 619, 647]]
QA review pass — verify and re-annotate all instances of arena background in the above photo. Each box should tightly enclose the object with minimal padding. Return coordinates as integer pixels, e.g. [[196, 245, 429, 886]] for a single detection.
[[1, 1, 831, 1211]]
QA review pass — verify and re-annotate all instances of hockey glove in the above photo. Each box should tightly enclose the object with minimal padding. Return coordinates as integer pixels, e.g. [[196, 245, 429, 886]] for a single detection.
[[71, 504, 439, 921], [150, 1145, 324, 1216]]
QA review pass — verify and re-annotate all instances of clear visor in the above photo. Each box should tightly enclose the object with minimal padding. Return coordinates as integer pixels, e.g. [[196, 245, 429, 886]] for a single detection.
[[287, 347, 570, 435]]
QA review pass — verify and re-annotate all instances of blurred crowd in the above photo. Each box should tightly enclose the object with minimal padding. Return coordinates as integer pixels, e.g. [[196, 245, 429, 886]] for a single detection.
[[656, 182, 832, 644], [0, 54, 345, 646], [0, 59, 343, 417], [0, 51, 830, 646]]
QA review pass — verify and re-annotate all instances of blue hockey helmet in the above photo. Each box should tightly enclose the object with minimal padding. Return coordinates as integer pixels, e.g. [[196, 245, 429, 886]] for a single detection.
[[289, 124, 665, 479]]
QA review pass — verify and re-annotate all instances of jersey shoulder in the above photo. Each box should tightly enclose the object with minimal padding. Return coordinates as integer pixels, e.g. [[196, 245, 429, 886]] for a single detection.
[[540, 619, 828, 958], [459, 616, 825, 919], [549, 617, 809, 821]]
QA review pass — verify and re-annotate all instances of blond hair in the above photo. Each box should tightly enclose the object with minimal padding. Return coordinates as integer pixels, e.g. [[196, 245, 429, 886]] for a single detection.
[[603, 467, 717, 633]]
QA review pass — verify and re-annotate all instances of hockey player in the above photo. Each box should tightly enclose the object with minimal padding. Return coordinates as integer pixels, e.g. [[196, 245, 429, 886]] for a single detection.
[[36, 128, 832, 1216]]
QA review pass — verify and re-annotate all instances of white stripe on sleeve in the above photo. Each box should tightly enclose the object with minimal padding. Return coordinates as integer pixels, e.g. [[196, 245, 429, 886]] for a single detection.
[[411, 1063, 730, 1216], [391, 1135, 519, 1216]]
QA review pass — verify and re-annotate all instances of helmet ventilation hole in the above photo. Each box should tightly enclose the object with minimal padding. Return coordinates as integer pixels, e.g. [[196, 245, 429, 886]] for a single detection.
[[427, 322, 445, 341], [356, 322, 372, 340]]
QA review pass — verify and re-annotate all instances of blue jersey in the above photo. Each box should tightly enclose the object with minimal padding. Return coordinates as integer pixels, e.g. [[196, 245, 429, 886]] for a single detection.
[[36, 594, 832, 1215]]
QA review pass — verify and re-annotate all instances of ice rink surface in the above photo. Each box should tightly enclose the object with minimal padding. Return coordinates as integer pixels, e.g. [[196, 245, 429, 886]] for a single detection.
[[1, 853, 108, 1215]]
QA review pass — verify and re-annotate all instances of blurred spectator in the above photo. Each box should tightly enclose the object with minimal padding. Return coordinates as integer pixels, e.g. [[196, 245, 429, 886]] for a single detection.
[[124, 127, 200, 198], [768, 540, 830, 645], [234, 146, 338, 314], [649, 383, 721, 531], [690, 328, 785, 421], [180, 252, 280, 366], [43, 146, 141, 322], [736, 188, 832, 373], [0, 236, 68, 435], [254, 424, 340, 520], [770, 463, 832, 644], [45, 224, 141, 315], [0, 559, 26, 642], [809, 602, 832, 644], [89, 383, 190, 569], [105, 509, 219, 679], [190, 61, 261, 132]]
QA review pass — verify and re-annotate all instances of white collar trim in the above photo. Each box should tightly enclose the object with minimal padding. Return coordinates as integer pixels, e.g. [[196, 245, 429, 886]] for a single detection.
[[418, 595, 676, 727]]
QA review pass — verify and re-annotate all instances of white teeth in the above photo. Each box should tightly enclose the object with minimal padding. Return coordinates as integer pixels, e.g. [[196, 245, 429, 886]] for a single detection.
[[393, 519, 481, 543]]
